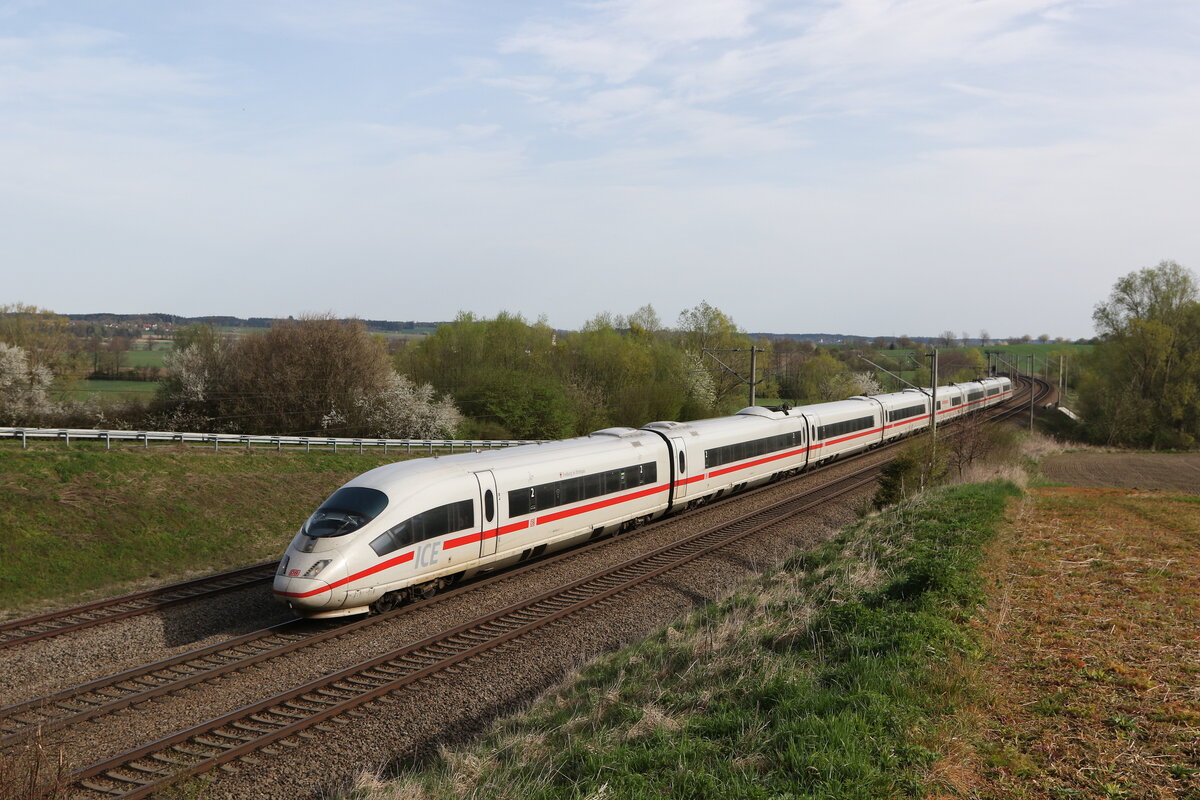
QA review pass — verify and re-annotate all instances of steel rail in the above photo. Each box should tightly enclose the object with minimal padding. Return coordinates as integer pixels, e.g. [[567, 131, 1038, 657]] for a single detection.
[[62, 465, 883, 799]]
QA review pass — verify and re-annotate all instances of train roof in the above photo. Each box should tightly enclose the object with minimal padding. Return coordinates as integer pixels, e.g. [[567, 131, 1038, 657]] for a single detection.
[[343, 429, 663, 497]]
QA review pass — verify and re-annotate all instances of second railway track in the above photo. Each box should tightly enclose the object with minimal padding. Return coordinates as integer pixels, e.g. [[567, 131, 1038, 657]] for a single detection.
[[0, 563, 278, 649]]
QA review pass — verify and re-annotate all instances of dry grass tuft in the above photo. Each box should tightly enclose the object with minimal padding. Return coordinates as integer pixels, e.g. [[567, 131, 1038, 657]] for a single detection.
[[623, 704, 681, 740]]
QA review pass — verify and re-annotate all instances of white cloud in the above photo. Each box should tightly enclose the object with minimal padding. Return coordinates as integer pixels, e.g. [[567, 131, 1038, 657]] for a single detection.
[[503, 0, 761, 84], [207, 0, 434, 43], [0, 26, 217, 106]]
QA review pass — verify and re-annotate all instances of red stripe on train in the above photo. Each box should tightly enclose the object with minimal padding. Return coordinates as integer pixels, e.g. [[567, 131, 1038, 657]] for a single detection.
[[274, 551, 415, 599]]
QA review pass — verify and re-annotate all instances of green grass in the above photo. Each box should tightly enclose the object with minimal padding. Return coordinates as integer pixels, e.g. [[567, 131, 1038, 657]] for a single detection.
[[58, 379, 161, 404], [123, 348, 169, 368], [0, 446, 414, 614], [353, 481, 1022, 800]]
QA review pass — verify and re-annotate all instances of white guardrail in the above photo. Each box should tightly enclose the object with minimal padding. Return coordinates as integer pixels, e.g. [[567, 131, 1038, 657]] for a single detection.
[[0, 427, 543, 454]]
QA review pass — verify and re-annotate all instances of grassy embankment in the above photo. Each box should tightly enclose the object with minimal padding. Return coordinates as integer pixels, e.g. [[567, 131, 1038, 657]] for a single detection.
[[351, 479, 1022, 800], [0, 444, 408, 616]]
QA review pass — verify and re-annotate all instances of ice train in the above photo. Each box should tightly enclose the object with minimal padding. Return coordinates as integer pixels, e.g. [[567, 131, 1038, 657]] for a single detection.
[[273, 377, 1013, 617]]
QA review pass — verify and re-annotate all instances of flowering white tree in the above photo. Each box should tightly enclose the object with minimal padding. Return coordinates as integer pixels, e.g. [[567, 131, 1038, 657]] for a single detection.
[[817, 369, 882, 402], [683, 351, 717, 413], [162, 344, 215, 403], [355, 372, 462, 439], [0, 342, 55, 423]]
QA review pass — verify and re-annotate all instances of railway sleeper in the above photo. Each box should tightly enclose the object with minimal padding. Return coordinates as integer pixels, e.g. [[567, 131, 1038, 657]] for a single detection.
[[255, 710, 305, 723], [195, 732, 243, 747], [79, 777, 123, 793], [300, 693, 343, 706], [343, 676, 380, 689], [148, 752, 194, 767], [125, 760, 172, 776], [172, 743, 220, 758]]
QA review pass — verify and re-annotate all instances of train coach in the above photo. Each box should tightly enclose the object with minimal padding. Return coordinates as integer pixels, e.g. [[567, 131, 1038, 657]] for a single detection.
[[273, 375, 1013, 618]]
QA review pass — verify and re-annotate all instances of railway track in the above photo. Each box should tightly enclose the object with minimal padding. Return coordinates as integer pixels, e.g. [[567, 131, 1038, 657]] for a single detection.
[[0, 563, 277, 649], [1, 376, 1045, 653], [60, 463, 883, 799]]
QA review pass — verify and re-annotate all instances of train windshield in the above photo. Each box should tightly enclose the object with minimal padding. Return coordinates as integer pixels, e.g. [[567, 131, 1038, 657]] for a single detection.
[[303, 487, 389, 538]]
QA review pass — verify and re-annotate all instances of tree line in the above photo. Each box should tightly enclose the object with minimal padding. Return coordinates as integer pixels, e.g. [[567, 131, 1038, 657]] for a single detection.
[[14, 285, 1182, 447], [1, 298, 1014, 440]]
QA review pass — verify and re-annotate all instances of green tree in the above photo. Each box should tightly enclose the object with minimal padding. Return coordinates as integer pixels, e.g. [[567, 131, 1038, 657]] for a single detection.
[[0, 303, 82, 380], [1079, 260, 1200, 448], [674, 301, 757, 411], [402, 312, 569, 438]]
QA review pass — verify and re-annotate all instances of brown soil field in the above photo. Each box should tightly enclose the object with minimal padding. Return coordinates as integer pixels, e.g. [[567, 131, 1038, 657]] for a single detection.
[[1042, 453, 1200, 494], [931, 487, 1200, 799]]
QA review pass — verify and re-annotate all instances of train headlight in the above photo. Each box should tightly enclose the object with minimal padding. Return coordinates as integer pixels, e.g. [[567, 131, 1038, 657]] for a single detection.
[[276, 555, 290, 576], [303, 559, 332, 579]]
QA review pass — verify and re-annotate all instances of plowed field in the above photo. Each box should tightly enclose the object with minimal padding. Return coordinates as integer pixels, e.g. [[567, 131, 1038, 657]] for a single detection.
[[1042, 452, 1200, 493]]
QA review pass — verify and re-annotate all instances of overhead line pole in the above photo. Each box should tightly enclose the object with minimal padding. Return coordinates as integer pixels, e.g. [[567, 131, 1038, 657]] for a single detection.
[[701, 347, 767, 407], [1029, 354, 1035, 431]]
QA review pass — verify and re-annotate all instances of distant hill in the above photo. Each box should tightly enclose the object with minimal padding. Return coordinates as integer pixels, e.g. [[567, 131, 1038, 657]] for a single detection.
[[65, 314, 445, 334], [751, 333, 950, 346], [63, 315, 1042, 346]]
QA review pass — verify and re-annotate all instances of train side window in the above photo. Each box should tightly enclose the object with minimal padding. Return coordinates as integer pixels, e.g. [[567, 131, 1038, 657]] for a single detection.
[[508, 488, 530, 517], [409, 513, 427, 542], [561, 478, 582, 505], [369, 520, 411, 557], [678, 451, 685, 474], [484, 490, 494, 522], [605, 469, 627, 491]]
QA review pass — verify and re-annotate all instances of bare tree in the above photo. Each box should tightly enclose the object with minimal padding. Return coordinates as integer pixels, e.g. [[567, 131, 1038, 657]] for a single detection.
[[946, 412, 994, 477]]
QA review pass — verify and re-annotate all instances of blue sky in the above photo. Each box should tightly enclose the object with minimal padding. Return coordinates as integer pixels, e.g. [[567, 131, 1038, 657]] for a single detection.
[[3, 0, 1198, 339]]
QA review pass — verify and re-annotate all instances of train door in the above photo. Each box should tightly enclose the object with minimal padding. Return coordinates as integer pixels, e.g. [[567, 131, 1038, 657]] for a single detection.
[[671, 437, 689, 500], [473, 471, 499, 558]]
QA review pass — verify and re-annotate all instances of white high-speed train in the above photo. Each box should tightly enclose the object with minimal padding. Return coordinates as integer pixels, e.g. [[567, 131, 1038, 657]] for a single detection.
[[273, 377, 1013, 617]]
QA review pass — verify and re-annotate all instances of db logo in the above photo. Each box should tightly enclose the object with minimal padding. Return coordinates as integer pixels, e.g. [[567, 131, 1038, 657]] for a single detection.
[[289, 569, 301, 577]]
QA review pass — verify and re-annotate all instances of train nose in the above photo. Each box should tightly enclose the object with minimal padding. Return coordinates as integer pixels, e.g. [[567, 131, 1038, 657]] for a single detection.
[[272, 559, 348, 614]]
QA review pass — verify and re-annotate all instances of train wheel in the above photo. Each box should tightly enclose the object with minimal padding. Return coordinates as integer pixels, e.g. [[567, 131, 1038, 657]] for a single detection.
[[370, 589, 409, 614]]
